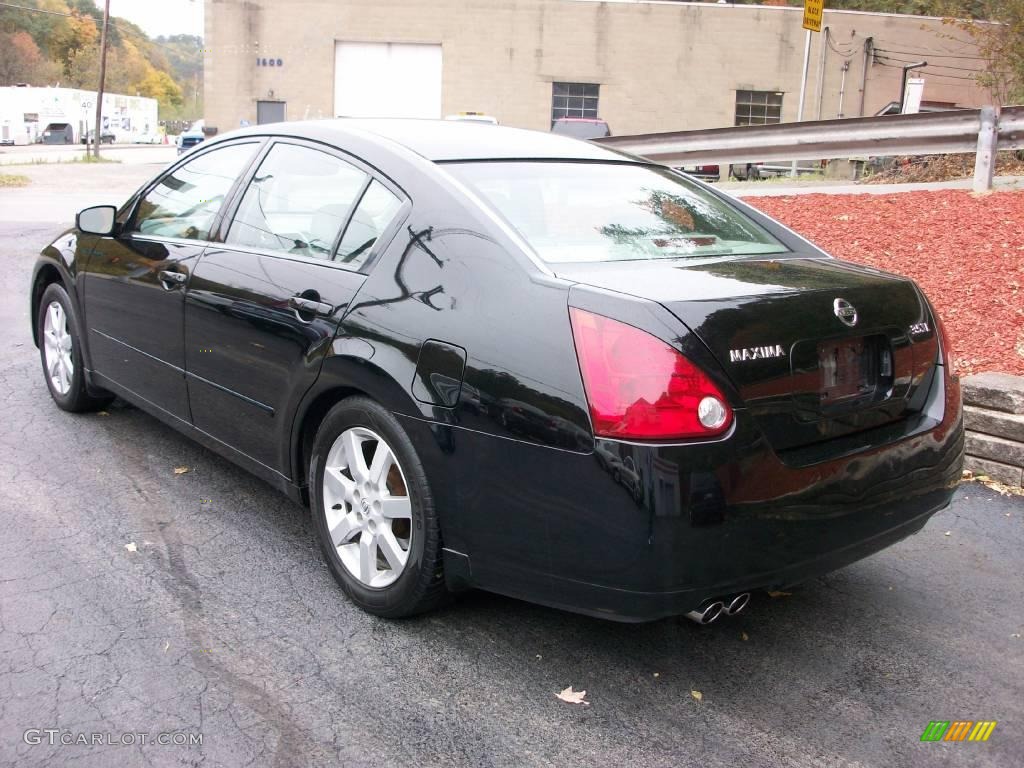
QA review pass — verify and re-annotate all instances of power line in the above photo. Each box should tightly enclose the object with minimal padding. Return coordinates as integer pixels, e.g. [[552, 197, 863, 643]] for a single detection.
[[873, 37, 985, 58], [874, 46, 986, 62], [874, 61, 979, 82], [874, 54, 986, 74]]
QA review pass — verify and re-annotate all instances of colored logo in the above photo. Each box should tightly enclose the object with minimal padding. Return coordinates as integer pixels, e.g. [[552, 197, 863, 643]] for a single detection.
[[920, 721, 997, 742]]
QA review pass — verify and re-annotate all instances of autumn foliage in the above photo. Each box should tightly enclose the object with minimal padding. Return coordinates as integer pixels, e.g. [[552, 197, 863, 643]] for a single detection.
[[0, 1, 198, 117]]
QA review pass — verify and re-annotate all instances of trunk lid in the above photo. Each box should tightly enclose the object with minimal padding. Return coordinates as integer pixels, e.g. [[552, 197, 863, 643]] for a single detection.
[[556, 257, 939, 452]]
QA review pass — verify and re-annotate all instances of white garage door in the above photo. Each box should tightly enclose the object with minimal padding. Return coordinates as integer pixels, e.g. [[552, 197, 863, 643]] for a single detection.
[[334, 42, 443, 119]]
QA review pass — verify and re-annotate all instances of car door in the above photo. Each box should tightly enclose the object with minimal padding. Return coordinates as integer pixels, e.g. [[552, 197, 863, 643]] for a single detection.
[[184, 139, 407, 474], [82, 141, 261, 421]]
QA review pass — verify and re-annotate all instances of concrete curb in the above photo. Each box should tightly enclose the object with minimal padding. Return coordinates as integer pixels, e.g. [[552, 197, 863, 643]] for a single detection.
[[962, 373, 1024, 488]]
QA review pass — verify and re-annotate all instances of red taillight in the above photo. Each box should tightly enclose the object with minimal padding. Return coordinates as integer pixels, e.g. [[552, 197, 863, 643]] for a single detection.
[[569, 308, 733, 440]]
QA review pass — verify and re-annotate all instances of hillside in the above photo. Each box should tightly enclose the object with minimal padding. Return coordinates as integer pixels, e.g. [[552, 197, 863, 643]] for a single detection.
[[0, 0, 202, 119]]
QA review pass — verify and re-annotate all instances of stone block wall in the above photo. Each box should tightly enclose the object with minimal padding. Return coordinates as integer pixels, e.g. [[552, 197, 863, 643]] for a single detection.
[[963, 372, 1024, 488]]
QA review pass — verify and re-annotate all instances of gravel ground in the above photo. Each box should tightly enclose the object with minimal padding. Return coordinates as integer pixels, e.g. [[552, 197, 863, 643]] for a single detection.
[[0, 168, 1022, 767], [750, 190, 1024, 377]]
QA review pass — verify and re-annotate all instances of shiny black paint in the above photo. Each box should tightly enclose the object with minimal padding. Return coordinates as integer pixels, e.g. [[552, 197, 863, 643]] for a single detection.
[[31, 119, 963, 621], [83, 235, 202, 421], [183, 245, 364, 471]]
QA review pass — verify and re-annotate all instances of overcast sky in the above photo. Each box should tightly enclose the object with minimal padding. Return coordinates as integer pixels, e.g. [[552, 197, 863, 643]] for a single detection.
[[108, 0, 203, 38]]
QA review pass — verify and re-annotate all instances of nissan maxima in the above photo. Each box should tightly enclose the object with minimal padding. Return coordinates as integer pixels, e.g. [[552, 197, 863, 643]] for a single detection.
[[30, 119, 963, 623]]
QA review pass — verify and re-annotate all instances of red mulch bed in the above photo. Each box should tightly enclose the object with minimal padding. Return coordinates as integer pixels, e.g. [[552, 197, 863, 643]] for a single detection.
[[748, 190, 1024, 377]]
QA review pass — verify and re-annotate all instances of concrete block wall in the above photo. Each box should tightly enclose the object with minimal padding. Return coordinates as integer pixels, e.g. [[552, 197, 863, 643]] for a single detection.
[[962, 373, 1024, 488]]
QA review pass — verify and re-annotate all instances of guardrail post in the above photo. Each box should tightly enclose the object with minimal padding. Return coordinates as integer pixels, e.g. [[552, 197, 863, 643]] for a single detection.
[[973, 106, 997, 193]]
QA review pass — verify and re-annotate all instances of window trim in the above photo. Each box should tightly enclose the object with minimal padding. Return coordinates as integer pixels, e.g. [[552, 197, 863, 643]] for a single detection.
[[123, 138, 267, 244], [213, 136, 412, 275]]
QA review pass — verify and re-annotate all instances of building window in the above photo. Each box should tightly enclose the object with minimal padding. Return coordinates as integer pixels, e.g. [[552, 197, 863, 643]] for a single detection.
[[735, 90, 783, 126], [551, 82, 600, 125]]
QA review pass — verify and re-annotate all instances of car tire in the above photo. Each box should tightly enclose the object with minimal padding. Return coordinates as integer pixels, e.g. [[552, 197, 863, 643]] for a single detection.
[[37, 283, 113, 413], [309, 396, 447, 618]]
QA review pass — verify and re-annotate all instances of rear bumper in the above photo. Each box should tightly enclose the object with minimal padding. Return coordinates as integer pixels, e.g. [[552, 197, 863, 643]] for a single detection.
[[417, 370, 964, 622]]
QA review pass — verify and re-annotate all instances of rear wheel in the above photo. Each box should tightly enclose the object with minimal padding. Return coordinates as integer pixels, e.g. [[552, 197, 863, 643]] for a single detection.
[[309, 397, 447, 618], [37, 283, 113, 412]]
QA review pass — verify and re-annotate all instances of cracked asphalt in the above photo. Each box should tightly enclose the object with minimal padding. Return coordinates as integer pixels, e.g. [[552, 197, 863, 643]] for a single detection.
[[1, 164, 1023, 768]]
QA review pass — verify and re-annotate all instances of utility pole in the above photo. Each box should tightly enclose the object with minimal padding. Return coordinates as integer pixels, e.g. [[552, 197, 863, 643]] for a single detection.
[[92, 0, 111, 159]]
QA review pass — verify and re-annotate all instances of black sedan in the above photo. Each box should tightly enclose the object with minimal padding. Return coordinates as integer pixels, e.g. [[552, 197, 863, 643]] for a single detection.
[[29, 120, 963, 623]]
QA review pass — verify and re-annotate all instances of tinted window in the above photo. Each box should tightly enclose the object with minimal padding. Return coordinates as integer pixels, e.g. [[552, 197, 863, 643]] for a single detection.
[[446, 162, 786, 263], [335, 181, 403, 269], [134, 143, 256, 240], [227, 143, 367, 260]]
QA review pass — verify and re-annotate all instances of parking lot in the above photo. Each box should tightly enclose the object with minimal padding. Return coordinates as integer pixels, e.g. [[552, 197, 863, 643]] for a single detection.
[[1, 162, 1022, 767]]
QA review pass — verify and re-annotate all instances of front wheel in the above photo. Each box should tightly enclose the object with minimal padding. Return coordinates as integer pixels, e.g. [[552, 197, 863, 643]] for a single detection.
[[37, 283, 113, 412], [309, 397, 447, 618]]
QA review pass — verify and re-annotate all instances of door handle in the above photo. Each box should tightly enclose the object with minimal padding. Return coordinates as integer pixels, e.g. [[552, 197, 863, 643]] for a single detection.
[[158, 269, 187, 289], [289, 295, 334, 318]]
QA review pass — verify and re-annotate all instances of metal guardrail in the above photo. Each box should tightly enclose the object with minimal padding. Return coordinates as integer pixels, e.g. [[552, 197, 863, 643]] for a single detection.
[[596, 106, 1024, 192]]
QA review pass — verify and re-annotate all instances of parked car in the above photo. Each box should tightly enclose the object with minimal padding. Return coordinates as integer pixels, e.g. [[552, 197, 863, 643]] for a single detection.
[[0, 138, 14, 146], [730, 160, 824, 180], [551, 117, 611, 139], [82, 130, 116, 145], [30, 119, 962, 623], [176, 131, 205, 154], [134, 132, 163, 144], [678, 164, 721, 182]]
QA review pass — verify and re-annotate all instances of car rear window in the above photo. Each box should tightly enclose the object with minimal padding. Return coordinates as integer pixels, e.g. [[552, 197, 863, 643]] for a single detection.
[[444, 161, 787, 263]]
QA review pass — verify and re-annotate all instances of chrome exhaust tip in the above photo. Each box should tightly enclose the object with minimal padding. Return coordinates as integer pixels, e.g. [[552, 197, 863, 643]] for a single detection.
[[685, 601, 725, 625], [725, 592, 751, 616]]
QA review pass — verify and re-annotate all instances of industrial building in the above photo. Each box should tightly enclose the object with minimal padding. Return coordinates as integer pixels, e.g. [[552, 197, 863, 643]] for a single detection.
[[0, 86, 158, 145], [203, 0, 990, 137]]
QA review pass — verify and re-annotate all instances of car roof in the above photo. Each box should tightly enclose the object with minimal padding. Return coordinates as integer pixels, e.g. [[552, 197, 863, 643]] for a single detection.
[[229, 118, 630, 163]]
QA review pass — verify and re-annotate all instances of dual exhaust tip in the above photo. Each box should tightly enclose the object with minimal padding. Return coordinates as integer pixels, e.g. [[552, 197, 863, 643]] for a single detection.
[[685, 592, 750, 625]]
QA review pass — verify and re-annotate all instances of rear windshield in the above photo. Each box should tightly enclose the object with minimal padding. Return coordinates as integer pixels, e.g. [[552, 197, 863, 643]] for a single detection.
[[445, 161, 787, 263]]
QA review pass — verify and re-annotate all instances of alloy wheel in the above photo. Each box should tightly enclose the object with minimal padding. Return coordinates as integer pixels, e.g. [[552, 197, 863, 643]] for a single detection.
[[322, 427, 413, 588], [42, 300, 74, 396]]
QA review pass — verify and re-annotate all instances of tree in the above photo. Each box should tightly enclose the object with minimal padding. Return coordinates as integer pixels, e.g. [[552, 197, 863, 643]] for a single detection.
[[136, 66, 184, 110], [0, 30, 61, 85], [944, 1, 1024, 103]]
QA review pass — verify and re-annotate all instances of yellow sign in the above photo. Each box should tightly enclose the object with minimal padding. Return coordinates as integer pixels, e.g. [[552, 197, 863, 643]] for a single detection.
[[803, 0, 824, 33]]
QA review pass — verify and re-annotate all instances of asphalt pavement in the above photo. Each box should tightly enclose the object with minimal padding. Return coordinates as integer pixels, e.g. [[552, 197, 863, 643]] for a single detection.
[[0, 164, 1022, 768]]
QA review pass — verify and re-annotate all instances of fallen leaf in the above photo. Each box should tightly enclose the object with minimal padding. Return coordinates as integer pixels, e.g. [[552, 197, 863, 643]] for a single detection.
[[653, 672, 660, 678], [691, 690, 703, 702], [741, 632, 749, 641], [944, 531, 952, 536], [555, 686, 589, 705], [164, 641, 170, 652], [1011, 633, 1020, 639], [173, 466, 189, 475], [97, 411, 110, 417], [766, 590, 792, 598], [124, 542, 137, 552], [535, 654, 542, 660]]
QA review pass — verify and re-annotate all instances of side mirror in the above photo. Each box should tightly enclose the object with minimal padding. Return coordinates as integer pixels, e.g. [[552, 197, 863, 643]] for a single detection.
[[76, 205, 117, 236]]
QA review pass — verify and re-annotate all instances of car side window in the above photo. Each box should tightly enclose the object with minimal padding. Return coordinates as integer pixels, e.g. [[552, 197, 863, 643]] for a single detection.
[[133, 143, 257, 241], [335, 180, 403, 269], [226, 143, 368, 260]]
